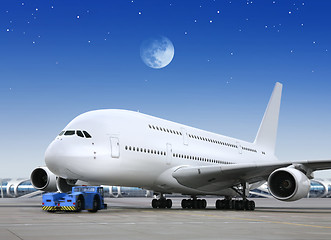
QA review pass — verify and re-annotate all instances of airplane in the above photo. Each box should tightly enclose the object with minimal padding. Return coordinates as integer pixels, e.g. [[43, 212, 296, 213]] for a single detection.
[[31, 82, 331, 210]]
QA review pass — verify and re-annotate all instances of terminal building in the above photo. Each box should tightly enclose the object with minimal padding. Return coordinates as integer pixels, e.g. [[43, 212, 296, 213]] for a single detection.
[[1, 178, 331, 198], [0, 178, 151, 198]]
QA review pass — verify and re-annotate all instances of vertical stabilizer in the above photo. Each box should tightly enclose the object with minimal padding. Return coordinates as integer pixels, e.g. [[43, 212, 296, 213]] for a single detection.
[[254, 82, 282, 153]]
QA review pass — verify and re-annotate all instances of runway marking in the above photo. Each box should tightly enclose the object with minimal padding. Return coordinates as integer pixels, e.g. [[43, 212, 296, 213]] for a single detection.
[[142, 210, 331, 230]]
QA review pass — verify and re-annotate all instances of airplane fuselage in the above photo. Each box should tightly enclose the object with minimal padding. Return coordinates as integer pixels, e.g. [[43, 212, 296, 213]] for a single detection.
[[46, 109, 276, 195]]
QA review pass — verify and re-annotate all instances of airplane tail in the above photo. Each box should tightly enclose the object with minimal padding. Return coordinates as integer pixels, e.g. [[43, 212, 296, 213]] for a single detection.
[[254, 82, 283, 154]]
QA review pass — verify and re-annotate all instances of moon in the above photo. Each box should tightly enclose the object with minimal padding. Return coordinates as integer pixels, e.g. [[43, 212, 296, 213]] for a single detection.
[[140, 36, 175, 69]]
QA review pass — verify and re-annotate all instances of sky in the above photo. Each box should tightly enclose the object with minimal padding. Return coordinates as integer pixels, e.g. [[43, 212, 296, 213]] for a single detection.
[[0, 0, 330, 179]]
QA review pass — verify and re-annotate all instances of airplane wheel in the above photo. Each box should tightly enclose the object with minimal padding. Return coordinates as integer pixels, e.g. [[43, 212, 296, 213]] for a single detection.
[[245, 200, 255, 211], [166, 199, 172, 209], [159, 199, 167, 209], [201, 199, 207, 209], [181, 199, 187, 209], [152, 199, 158, 208], [215, 199, 221, 209]]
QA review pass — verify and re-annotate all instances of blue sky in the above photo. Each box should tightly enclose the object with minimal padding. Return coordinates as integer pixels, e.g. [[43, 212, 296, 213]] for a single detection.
[[1, 0, 330, 178]]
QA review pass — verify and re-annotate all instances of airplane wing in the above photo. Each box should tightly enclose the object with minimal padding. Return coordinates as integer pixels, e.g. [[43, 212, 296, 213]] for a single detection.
[[172, 159, 331, 192]]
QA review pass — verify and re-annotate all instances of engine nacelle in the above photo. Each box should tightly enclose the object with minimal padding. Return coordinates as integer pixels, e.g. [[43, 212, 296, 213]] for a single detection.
[[268, 167, 310, 201], [30, 166, 58, 192], [56, 177, 76, 193]]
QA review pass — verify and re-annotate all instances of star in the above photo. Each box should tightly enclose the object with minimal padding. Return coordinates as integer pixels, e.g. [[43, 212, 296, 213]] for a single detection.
[[209, 20, 213, 23], [184, 31, 188, 35], [138, 11, 142, 15], [77, 15, 80, 19], [217, 10, 220, 14], [230, 52, 234, 56], [289, 11, 292, 14]]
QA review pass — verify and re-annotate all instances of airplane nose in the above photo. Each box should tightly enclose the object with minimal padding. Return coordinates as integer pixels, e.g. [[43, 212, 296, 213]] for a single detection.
[[45, 138, 89, 179], [45, 140, 66, 176]]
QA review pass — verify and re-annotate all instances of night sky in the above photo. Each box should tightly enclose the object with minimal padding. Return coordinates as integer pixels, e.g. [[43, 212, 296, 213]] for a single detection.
[[1, 0, 330, 178]]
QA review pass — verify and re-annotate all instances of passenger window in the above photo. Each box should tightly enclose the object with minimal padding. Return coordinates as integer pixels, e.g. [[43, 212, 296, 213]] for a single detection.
[[83, 131, 92, 138], [59, 131, 65, 136], [64, 130, 75, 136], [76, 130, 84, 138]]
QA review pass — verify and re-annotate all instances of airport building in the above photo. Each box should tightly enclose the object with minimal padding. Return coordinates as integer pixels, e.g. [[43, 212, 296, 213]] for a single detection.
[[0, 178, 151, 198], [1, 178, 331, 198]]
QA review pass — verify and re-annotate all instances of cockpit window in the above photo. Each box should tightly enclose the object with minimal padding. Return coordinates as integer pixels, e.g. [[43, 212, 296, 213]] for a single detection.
[[60, 130, 92, 138], [64, 130, 75, 136], [83, 131, 92, 138], [76, 130, 84, 138]]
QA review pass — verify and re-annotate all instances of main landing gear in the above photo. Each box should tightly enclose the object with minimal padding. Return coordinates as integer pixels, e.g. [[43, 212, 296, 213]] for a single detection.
[[181, 197, 207, 209], [215, 182, 255, 211], [151, 195, 172, 209], [215, 199, 255, 210]]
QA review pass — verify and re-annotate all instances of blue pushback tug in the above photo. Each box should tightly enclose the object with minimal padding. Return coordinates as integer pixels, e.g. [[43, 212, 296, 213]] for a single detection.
[[42, 186, 107, 212]]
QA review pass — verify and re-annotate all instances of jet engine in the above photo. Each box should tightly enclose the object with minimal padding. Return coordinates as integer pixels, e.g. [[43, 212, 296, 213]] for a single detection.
[[30, 166, 58, 192], [56, 177, 77, 193], [268, 167, 310, 201]]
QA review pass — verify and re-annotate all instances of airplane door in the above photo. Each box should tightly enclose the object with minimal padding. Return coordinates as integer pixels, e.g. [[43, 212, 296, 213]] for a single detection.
[[237, 142, 242, 154], [181, 128, 188, 146], [166, 143, 172, 165], [110, 137, 120, 158]]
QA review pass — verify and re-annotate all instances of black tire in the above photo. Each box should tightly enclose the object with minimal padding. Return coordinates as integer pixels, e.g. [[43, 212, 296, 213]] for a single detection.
[[152, 199, 158, 208], [216, 199, 221, 209], [181, 199, 187, 209], [75, 195, 84, 212], [89, 196, 100, 213], [247, 200, 255, 211], [159, 199, 167, 209], [201, 199, 207, 209], [166, 199, 172, 209]]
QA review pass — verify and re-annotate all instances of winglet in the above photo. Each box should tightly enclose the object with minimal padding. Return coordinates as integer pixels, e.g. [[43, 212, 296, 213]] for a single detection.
[[254, 82, 283, 153]]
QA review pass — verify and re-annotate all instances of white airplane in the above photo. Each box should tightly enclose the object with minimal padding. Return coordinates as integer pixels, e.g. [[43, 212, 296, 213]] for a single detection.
[[31, 82, 331, 210]]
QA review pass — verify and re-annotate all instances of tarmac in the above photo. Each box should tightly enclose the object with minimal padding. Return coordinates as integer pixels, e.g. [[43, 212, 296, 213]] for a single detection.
[[1, 197, 331, 240]]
